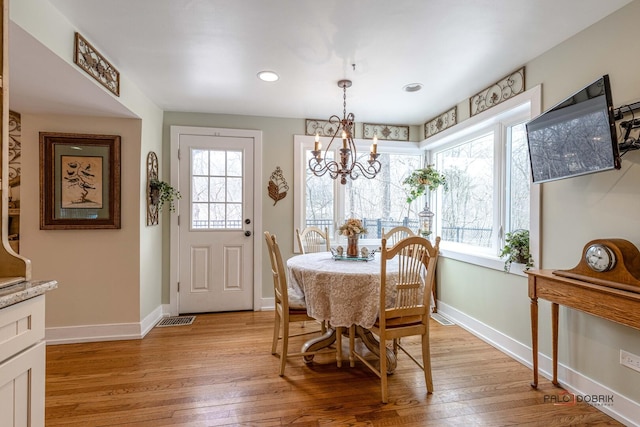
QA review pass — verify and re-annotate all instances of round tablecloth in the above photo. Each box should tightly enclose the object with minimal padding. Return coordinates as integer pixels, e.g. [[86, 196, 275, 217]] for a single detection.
[[286, 251, 399, 329]]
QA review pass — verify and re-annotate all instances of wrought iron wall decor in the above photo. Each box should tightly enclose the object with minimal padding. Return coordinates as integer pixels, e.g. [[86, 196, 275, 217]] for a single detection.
[[469, 67, 525, 117], [267, 166, 289, 206], [74, 32, 120, 97], [146, 151, 159, 226], [363, 123, 409, 141], [424, 107, 457, 139], [8, 110, 20, 188], [305, 119, 340, 137]]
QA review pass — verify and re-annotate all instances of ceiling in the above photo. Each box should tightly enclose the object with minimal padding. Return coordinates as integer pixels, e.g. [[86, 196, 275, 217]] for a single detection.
[[8, 0, 634, 125]]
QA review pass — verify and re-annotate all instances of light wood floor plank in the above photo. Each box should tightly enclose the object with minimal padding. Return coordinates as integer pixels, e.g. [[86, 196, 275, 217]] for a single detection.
[[46, 311, 623, 426]]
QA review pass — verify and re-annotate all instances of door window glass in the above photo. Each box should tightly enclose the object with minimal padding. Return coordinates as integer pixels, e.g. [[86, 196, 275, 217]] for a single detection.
[[192, 149, 243, 229]]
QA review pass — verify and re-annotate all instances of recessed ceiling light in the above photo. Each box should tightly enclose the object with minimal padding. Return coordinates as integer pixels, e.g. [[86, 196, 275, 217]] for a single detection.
[[257, 71, 279, 82], [403, 83, 423, 92]]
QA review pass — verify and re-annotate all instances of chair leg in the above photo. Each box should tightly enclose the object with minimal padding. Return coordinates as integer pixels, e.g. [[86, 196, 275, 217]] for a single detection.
[[348, 325, 356, 368], [380, 337, 388, 403], [271, 311, 280, 355], [335, 326, 342, 368], [279, 320, 289, 376], [422, 333, 434, 393]]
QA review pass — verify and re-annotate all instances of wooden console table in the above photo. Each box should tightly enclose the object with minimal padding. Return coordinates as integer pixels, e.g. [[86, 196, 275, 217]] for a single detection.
[[526, 269, 640, 388]]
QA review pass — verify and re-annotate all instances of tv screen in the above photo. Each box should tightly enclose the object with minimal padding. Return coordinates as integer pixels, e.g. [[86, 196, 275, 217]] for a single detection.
[[525, 75, 620, 184]]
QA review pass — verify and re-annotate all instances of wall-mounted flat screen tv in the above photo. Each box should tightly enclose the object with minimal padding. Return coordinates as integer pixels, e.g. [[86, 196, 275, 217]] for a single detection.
[[525, 75, 620, 184]]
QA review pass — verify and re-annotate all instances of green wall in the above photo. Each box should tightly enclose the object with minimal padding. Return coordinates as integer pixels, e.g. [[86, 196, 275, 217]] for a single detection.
[[439, 0, 640, 407]]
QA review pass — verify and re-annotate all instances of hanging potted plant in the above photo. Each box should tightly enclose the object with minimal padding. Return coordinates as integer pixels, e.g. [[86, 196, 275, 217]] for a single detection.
[[149, 178, 182, 213], [403, 165, 447, 203], [499, 229, 534, 272]]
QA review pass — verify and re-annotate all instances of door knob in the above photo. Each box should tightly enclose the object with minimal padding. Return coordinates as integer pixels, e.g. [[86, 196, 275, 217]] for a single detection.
[[245, 231, 252, 237]]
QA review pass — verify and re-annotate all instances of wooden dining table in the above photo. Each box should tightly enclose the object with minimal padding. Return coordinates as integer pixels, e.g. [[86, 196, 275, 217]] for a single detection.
[[286, 251, 402, 372]]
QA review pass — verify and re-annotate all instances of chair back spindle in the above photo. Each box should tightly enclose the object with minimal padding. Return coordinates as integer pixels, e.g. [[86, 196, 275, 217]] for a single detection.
[[295, 226, 331, 254]]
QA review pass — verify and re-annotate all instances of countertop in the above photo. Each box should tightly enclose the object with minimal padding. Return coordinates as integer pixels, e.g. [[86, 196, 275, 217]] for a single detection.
[[0, 279, 58, 309]]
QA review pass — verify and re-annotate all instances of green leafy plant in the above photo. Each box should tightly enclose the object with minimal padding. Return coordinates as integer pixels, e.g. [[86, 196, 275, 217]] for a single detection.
[[499, 229, 534, 272], [403, 165, 447, 203], [149, 178, 182, 213]]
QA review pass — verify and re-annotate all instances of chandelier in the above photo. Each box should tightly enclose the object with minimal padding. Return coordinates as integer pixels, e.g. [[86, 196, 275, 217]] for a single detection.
[[309, 80, 381, 184]]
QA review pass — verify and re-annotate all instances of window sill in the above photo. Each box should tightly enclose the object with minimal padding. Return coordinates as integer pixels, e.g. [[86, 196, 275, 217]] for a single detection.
[[439, 243, 528, 277]]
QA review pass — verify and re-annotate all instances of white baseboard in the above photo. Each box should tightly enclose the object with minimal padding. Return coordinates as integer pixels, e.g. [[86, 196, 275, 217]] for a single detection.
[[46, 305, 165, 345], [261, 297, 275, 311], [436, 301, 639, 427]]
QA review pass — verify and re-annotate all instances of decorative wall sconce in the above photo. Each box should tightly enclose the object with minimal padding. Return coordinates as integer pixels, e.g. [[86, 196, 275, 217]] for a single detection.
[[146, 152, 181, 225], [146, 152, 159, 226]]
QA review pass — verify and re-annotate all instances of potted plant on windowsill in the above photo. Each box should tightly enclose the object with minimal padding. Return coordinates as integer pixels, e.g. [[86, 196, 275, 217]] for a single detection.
[[403, 165, 447, 204], [149, 178, 182, 213], [499, 229, 534, 272]]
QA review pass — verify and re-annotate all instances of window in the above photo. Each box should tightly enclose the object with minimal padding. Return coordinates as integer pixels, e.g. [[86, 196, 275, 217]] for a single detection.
[[424, 86, 541, 273], [436, 131, 495, 249], [294, 136, 423, 244], [191, 148, 243, 229]]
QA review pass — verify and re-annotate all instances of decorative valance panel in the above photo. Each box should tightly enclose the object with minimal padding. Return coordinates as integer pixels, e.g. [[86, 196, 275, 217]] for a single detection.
[[469, 67, 525, 117], [424, 107, 457, 139], [363, 123, 409, 141]]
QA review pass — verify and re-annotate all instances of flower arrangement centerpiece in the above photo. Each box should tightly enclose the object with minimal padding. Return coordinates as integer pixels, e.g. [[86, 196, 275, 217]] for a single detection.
[[339, 218, 367, 257], [402, 165, 447, 204]]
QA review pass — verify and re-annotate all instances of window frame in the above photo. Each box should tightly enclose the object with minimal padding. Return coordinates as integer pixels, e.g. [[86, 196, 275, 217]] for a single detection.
[[422, 85, 542, 275], [293, 135, 422, 251]]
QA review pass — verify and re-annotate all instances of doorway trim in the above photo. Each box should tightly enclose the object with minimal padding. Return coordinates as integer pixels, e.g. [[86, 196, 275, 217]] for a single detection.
[[168, 126, 263, 315]]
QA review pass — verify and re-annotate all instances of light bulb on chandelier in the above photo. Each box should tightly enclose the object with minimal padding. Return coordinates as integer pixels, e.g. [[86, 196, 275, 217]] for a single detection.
[[309, 80, 382, 184]]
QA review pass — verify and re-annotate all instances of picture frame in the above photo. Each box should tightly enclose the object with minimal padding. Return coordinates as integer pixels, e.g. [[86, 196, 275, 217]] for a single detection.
[[40, 132, 121, 230]]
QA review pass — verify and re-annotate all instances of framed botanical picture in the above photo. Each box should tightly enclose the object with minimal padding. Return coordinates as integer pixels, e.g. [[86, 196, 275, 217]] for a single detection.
[[40, 132, 121, 229]]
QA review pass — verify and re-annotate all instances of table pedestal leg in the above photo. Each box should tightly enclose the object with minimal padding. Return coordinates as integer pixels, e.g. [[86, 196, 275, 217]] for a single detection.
[[355, 325, 397, 374], [300, 325, 397, 373], [301, 327, 336, 363]]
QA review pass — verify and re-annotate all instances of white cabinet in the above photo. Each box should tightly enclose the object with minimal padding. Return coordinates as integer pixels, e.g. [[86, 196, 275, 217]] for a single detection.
[[0, 295, 46, 427]]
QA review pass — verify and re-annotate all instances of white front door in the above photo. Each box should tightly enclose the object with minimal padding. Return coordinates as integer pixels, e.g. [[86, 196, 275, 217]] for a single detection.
[[175, 131, 255, 314]]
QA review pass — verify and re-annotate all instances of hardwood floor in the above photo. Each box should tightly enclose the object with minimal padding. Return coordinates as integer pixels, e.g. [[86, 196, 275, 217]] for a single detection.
[[45, 311, 623, 426]]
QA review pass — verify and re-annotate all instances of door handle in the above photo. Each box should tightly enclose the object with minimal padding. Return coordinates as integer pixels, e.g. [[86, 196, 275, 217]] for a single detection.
[[244, 231, 252, 237]]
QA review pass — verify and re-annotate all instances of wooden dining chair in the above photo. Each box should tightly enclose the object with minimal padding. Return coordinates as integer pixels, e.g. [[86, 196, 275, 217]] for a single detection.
[[264, 231, 338, 376], [295, 226, 331, 254], [349, 235, 440, 403], [381, 226, 416, 247]]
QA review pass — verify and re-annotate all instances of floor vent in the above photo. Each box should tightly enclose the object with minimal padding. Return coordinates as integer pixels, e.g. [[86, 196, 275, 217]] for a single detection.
[[156, 316, 196, 327], [431, 312, 454, 326]]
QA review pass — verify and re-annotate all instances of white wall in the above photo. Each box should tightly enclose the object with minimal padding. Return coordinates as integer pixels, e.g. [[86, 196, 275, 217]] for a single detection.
[[11, 0, 165, 337]]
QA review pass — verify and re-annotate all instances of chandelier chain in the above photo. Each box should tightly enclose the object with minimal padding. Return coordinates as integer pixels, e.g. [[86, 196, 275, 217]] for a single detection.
[[343, 85, 347, 123]]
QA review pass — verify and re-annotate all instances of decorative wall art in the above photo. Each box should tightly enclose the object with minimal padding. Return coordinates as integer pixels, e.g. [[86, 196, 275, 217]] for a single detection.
[[363, 123, 409, 141], [146, 151, 159, 226], [305, 119, 340, 137], [268, 167, 288, 206], [8, 111, 21, 189], [469, 67, 525, 117], [424, 107, 457, 139], [39, 132, 121, 229], [73, 32, 120, 96]]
